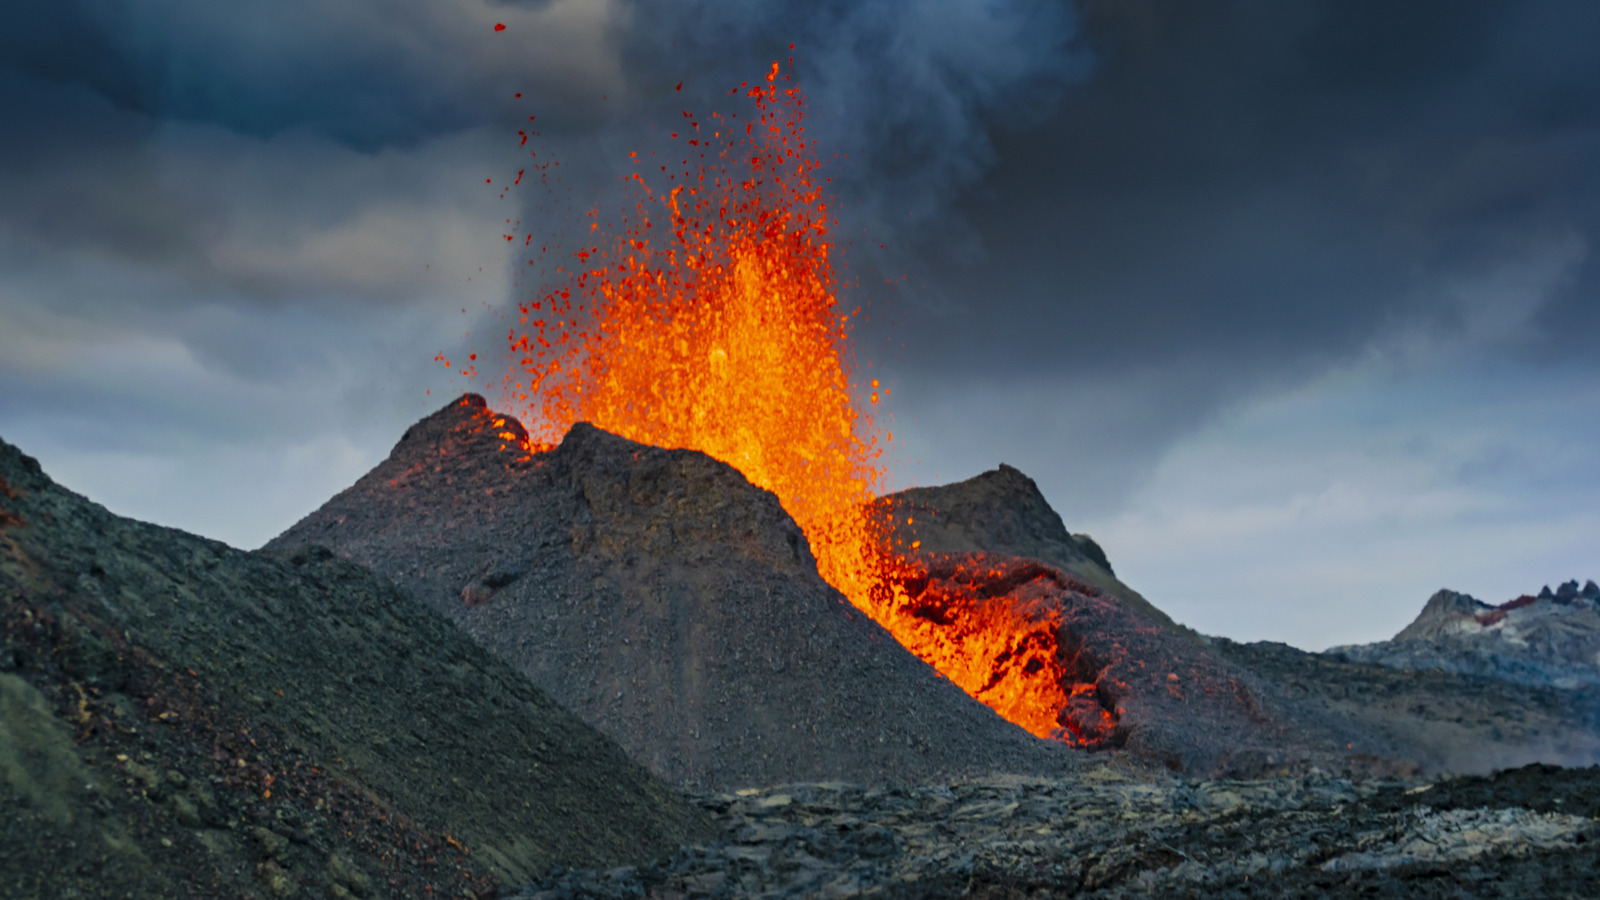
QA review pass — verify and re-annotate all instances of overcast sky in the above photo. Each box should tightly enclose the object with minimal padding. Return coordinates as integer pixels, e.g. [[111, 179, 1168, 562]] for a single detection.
[[2, 0, 1595, 649]]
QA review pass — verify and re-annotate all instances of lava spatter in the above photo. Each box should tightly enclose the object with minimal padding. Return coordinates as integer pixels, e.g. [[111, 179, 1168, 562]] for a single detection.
[[497, 61, 1098, 742], [505, 59, 886, 610]]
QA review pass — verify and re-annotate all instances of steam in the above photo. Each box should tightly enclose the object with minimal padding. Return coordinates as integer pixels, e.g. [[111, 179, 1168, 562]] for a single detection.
[[615, 0, 1087, 236]]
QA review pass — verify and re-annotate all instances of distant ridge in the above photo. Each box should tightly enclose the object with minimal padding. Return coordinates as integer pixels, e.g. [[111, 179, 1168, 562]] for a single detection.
[[1329, 581, 1600, 689]]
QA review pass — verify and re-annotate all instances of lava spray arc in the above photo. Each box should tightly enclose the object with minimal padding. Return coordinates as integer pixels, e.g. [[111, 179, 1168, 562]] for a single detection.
[[498, 61, 1093, 745], [507, 59, 887, 605]]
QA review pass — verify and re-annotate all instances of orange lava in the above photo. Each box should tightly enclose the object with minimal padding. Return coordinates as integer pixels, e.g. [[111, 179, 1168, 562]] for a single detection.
[[498, 61, 1096, 743], [871, 556, 1119, 745], [506, 60, 884, 603]]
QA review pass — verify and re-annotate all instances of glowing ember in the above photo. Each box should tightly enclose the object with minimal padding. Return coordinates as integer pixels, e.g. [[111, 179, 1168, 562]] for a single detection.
[[493, 61, 1103, 744]]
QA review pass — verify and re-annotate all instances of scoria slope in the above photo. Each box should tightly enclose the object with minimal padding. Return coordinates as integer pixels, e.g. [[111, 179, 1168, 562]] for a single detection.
[[876, 464, 1175, 630], [874, 469, 1397, 775], [876, 468, 1600, 776], [268, 394, 1082, 790], [0, 433, 712, 899]]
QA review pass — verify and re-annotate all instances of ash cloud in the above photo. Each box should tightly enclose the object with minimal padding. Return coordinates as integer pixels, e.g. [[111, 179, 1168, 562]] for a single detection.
[[613, 0, 1086, 234], [889, 0, 1600, 379]]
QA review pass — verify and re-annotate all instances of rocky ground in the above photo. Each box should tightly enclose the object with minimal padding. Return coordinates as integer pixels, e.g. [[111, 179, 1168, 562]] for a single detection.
[[1210, 639, 1600, 775], [0, 434, 711, 898], [515, 764, 1600, 899]]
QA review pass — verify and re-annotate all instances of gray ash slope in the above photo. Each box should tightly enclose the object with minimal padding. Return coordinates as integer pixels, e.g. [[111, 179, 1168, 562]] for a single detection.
[[1211, 638, 1600, 775], [268, 395, 1082, 791], [1327, 581, 1600, 690], [0, 434, 712, 898]]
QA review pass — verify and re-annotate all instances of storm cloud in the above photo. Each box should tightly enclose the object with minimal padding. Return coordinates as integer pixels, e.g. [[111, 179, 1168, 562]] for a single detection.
[[1, 0, 1596, 647]]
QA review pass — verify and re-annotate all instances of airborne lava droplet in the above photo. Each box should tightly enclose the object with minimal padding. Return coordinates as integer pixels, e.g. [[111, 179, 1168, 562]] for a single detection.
[[498, 62, 1101, 744]]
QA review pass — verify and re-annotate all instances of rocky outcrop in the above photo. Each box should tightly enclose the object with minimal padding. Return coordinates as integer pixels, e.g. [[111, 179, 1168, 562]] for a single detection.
[[0, 434, 713, 897], [874, 464, 1177, 630], [268, 395, 1083, 790], [1328, 582, 1600, 689], [1393, 589, 1499, 641]]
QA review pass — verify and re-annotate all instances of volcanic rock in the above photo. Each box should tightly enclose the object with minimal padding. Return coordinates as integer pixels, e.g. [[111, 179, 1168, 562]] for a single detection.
[[1328, 583, 1600, 689], [515, 764, 1600, 899], [875, 464, 1177, 630], [876, 552, 1357, 775], [1211, 636, 1600, 775], [0, 434, 712, 897], [870, 469, 1416, 775], [270, 395, 1600, 784], [268, 395, 1083, 790], [1393, 589, 1501, 642]]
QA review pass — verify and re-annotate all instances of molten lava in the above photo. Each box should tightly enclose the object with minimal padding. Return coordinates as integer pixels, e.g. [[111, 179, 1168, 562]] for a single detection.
[[506, 60, 883, 604], [876, 555, 1120, 745], [495, 61, 1107, 745]]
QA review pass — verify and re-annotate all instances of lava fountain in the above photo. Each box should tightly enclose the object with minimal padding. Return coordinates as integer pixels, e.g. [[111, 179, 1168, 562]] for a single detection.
[[493, 61, 1098, 745]]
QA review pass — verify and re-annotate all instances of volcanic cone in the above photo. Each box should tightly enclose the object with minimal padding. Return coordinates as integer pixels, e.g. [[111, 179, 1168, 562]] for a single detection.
[[269, 395, 1082, 789]]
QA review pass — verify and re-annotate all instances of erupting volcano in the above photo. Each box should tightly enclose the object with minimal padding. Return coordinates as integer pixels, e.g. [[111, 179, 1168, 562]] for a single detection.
[[494, 61, 1097, 744], [506, 60, 881, 607]]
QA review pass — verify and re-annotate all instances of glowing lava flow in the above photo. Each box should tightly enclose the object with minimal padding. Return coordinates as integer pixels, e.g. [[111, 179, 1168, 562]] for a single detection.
[[498, 61, 1096, 744]]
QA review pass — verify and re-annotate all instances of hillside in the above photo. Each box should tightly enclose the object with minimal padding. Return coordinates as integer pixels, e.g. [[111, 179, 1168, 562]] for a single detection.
[[268, 395, 1085, 790], [0, 434, 712, 898], [266, 394, 1592, 782]]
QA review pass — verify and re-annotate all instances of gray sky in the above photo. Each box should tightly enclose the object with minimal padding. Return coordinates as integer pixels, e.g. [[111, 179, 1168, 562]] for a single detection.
[[2, 0, 1595, 649]]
